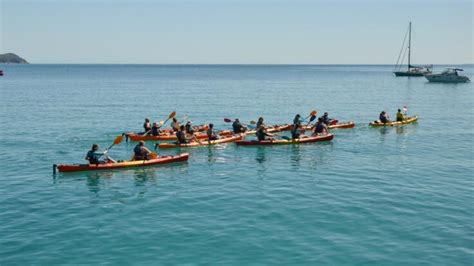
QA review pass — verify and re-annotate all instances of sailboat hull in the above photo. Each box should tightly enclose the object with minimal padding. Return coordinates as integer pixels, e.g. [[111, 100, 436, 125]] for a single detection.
[[394, 71, 427, 77]]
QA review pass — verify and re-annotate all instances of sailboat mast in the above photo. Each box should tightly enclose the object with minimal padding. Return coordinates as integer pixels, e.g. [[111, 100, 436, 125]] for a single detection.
[[408, 22, 411, 70]]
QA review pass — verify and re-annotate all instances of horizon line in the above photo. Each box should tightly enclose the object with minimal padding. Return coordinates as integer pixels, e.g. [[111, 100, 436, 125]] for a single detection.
[[2, 63, 473, 66]]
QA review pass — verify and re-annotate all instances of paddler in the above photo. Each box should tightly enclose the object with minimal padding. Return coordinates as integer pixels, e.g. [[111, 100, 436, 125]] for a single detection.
[[379, 111, 390, 123], [313, 117, 328, 135], [151, 122, 161, 136], [396, 109, 405, 122], [143, 118, 152, 135], [176, 125, 189, 144], [290, 123, 302, 139], [232, 118, 247, 134], [256, 117, 266, 128], [85, 144, 116, 164], [206, 123, 219, 141], [293, 114, 302, 126], [256, 125, 273, 141], [185, 121, 194, 135], [321, 112, 331, 125], [133, 141, 153, 160], [171, 117, 180, 132]]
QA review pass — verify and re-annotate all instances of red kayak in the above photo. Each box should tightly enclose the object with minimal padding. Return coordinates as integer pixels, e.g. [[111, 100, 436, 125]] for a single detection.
[[55, 153, 189, 173]]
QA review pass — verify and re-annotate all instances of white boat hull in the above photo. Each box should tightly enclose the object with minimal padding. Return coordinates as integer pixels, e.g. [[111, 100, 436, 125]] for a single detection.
[[425, 73, 470, 83]]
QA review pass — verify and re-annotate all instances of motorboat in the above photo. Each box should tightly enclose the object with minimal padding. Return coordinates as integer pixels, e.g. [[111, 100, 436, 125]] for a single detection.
[[424, 68, 470, 83]]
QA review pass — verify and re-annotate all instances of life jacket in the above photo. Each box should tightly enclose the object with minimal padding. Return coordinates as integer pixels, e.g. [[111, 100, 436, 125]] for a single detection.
[[176, 131, 187, 144], [256, 129, 266, 141], [87, 150, 100, 164], [314, 123, 326, 134], [134, 146, 147, 160], [151, 126, 160, 136], [143, 122, 151, 131], [232, 122, 243, 133]]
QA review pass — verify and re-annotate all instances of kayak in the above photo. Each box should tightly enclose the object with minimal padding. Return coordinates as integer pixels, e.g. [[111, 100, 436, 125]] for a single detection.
[[235, 134, 334, 146], [124, 124, 209, 141], [158, 134, 244, 149], [126, 124, 288, 142], [126, 130, 234, 142], [328, 121, 356, 129], [369, 116, 418, 127], [55, 153, 189, 173], [279, 121, 355, 131]]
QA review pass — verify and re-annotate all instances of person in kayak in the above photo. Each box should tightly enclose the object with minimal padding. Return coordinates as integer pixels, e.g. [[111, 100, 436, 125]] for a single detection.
[[321, 112, 331, 125], [293, 114, 302, 126], [207, 123, 219, 141], [396, 109, 405, 122], [151, 122, 161, 136], [379, 111, 390, 123], [291, 123, 302, 139], [143, 118, 152, 135], [85, 144, 116, 164], [133, 141, 153, 160], [185, 121, 194, 135], [313, 117, 328, 135], [256, 117, 265, 128], [176, 125, 189, 144], [256, 125, 273, 141], [232, 119, 247, 134], [171, 117, 180, 132]]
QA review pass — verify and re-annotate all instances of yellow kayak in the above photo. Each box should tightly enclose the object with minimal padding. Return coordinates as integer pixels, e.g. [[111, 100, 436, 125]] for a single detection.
[[369, 116, 418, 127]]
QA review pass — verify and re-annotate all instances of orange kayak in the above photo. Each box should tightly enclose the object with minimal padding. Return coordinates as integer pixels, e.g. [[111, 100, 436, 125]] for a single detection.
[[125, 124, 289, 142], [235, 134, 334, 146], [56, 153, 189, 173], [279, 121, 355, 131], [158, 134, 244, 149], [126, 130, 234, 142]]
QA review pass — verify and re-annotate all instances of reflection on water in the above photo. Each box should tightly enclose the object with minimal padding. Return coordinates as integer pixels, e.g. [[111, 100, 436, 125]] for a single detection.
[[290, 145, 301, 168], [396, 126, 405, 135], [255, 147, 266, 164], [133, 168, 157, 186]]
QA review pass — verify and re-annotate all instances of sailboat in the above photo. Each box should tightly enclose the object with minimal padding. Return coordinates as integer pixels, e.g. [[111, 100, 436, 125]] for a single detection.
[[393, 22, 432, 77]]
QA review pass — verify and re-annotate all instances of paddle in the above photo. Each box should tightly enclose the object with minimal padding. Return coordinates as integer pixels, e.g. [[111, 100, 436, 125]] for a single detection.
[[306, 115, 317, 126], [106, 135, 124, 151], [149, 152, 158, 159], [303, 110, 317, 122], [157, 111, 177, 129]]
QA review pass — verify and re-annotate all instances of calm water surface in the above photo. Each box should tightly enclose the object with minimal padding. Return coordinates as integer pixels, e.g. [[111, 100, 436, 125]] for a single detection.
[[0, 65, 473, 265]]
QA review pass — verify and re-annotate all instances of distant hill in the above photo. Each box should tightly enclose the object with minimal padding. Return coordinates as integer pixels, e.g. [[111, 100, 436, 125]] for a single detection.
[[0, 53, 29, 64]]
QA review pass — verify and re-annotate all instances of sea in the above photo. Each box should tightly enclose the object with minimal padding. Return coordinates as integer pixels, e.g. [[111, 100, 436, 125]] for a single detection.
[[0, 64, 472, 265]]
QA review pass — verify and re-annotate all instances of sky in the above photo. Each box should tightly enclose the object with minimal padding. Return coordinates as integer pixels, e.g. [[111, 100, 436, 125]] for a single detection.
[[0, 0, 472, 64]]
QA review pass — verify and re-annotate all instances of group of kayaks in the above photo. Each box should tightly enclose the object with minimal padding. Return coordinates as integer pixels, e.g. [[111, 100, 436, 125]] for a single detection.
[[55, 111, 418, 173]]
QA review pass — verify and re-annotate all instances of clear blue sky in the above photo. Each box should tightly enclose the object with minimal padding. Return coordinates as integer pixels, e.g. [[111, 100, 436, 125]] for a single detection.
[[1, 0, 472, 64]]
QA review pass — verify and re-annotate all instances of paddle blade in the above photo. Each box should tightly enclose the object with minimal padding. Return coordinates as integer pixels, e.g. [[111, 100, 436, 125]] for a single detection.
[[310, 110, 317, 116], [150, 152, 158, 159], [159, 121, 164, 125], [168, 111, 177, 119], [281, 136, 291, 140], [224, 118, 232, 123], [113, 135, 124, 145], [309, 115, 317, 122], [250, 120, 256, 125]]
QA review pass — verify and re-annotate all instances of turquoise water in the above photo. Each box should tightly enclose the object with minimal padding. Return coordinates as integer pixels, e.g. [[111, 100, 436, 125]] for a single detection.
[[0, 65, 473, 265]]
